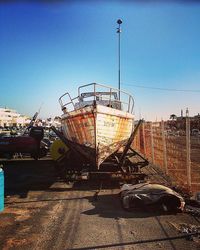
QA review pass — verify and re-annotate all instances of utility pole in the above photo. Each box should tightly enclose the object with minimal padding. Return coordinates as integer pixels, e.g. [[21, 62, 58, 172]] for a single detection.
[[117, 19, 122, 100]]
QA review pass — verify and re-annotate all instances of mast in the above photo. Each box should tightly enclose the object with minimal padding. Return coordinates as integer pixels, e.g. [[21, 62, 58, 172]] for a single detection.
[[117, 19, 122, 100]]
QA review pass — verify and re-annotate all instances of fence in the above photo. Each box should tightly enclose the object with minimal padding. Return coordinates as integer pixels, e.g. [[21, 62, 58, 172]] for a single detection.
[[133, 118, 200, 193]]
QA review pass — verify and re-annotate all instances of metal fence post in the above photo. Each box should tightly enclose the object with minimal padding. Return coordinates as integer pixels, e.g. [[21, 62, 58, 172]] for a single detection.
[[142, 122, 146, 157], [161, 120, 168, 175], [137, 126, 141, 151], [150, 122, 155, 164], [186, 117, 191, 188]]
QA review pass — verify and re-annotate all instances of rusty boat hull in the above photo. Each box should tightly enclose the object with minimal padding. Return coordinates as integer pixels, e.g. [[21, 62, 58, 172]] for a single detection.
[[59, 83, 134, 170], [61, 104, 134, 169]]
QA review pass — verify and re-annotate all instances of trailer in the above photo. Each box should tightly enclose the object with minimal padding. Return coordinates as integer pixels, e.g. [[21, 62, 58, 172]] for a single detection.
[[50, 120, 149, 183]]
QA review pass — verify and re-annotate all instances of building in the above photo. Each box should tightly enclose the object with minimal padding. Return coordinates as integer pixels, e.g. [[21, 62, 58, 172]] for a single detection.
[[0, 107, 30, 127], [168, 109, 200, 131]]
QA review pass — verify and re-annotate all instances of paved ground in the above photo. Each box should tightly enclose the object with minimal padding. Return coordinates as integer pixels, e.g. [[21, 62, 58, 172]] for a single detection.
[[0, 159, 200, 250]]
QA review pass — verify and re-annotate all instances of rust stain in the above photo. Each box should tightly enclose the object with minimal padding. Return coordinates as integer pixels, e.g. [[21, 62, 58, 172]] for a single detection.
[[63, 111, 95, 147], [61, 105, 134, 168], [96, 109, 134, 167]]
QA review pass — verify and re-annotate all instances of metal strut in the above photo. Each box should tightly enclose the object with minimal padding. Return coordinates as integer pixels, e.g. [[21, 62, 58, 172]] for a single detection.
[[50, 126, 86, 162], [118, 119, 148, 169], [51, 121, 148, 182]]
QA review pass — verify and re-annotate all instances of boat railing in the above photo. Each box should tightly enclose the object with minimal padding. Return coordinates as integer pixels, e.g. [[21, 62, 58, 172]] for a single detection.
[[59, 83, 134, 114], [59, 92, 79, 113], [78, 83, 134, 113]]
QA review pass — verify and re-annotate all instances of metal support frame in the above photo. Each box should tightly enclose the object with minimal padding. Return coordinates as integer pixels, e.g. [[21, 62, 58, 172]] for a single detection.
[[51, 120, 149, 182], [119, 119, 143, 168], [51, 126, 86, 162]]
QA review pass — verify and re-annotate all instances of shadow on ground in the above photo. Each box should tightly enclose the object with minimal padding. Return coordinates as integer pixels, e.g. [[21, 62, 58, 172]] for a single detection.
[[1, 159, 120, 198], [1, 159, 181, 219], [82, 192, 180, 219], [2, 159, 59, 198]]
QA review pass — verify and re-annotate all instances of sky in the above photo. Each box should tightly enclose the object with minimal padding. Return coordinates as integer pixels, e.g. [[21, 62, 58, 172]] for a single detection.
[[0, 0, 200, 121]]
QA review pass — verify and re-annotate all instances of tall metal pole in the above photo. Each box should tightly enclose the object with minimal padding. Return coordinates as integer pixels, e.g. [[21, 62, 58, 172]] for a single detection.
[[117, 19, 122, 100], [186, 116, 191, 188]]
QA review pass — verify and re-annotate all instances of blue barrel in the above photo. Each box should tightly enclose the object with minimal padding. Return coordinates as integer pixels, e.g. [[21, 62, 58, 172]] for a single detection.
[[0, 167, 4, 212]]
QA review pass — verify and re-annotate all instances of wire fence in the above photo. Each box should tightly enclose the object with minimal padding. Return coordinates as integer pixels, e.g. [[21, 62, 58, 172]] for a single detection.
[[133, 118, 200, 193]]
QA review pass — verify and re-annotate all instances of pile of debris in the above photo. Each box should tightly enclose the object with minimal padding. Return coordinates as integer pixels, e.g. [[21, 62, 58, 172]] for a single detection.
[[169, 222, 200, 244]]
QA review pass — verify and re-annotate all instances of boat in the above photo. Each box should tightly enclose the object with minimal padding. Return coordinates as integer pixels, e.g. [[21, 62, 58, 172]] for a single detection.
[[58, 83, 135, 170], [0, 126, 47, 159]]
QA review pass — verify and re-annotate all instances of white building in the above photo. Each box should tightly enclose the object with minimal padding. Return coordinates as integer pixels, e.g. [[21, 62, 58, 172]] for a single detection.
[[0, 107, 30, 127]]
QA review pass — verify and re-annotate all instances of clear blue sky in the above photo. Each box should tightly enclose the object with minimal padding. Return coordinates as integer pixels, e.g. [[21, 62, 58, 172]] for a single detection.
[[1, 0, 200, 121]]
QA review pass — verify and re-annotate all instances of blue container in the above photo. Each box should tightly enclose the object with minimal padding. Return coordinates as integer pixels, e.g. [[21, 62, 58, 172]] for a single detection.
[[0, 167, 4, 212]]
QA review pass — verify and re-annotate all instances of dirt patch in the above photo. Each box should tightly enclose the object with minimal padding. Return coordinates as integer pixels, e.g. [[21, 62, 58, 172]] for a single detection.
[[2, 207, 31, 222], [3, 238, 30, 250]]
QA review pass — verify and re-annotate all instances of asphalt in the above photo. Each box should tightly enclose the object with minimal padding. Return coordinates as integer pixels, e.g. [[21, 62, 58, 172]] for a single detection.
[[0, 158, 200, 250]]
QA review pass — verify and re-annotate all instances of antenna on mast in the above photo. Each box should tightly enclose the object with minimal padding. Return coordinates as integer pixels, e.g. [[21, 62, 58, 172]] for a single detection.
[[117, 18, 122, 100]]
